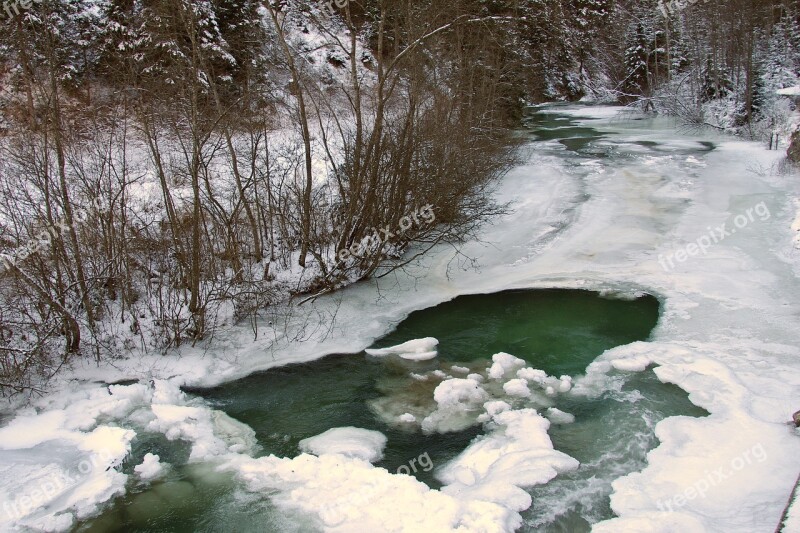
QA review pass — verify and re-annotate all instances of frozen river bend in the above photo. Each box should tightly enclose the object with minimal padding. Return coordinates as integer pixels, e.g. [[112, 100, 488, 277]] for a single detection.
[[1, 105, 800, 532]]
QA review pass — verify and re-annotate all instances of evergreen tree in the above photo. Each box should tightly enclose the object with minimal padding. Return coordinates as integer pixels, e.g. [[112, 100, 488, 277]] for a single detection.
[[622, 22, 652, 98]]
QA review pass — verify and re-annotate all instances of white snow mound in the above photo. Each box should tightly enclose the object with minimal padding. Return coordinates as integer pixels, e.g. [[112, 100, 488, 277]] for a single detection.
[[298, 427, 387, 463], [134, 453, 165, 481]]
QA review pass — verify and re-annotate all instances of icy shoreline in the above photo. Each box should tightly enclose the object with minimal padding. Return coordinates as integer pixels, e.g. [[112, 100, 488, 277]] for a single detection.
[[2, 106, 800, 532]]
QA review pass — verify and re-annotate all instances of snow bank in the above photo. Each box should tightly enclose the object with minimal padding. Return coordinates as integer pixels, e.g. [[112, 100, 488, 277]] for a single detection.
[[298, 427, 387, 463]]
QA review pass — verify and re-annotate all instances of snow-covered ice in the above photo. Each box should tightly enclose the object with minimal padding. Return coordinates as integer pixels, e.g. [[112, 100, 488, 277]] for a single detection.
[[438, 409, 580, 511], [298, 427, 387, 463], [134, 453, 165, 481], [365, 337, 439, 360]]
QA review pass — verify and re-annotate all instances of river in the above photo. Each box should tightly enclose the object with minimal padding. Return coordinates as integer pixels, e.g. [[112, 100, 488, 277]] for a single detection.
[[3, 104, 799, 533]]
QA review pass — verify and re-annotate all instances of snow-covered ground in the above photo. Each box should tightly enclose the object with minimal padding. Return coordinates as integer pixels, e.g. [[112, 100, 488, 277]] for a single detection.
[[1, 106, 799, 532]]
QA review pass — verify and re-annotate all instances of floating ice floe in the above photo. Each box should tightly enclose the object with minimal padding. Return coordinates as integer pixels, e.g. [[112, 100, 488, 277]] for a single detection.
[[503, 379, 532, 398], [0, 383, 147, 531], [438, 409, 580, 510], [222, 452, 520, 532], [134, 453, 165, 481], [421, 377, 490, 433], [365, 337, 439, 360], [488, 352, 527, 380], [298, 427, 387, 463], [369, 348, 580, 437], [148, 403, 257, 461], [545, 407, 576, 425]]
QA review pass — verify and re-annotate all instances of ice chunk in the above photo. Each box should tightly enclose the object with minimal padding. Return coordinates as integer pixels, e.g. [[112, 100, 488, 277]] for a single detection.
[[421, 378, 490, 433], [222, 452, 520, 532], [503, 379, 532, 398], [611, 356, 652, 372], [478, 400, 511, 422], [0, 430, 133, 531], [298, 427, 387, 463], [438, 409, 579, 510], [517, 367, 548, 384], [0, 384, 141, 531], [545, 408, 575, 425], [488, 353, 526, 380], [134, 453, 165, 480], [433, 378, 488, 406], [398, 350, 439, 361], [484, 401, 512, 417], [148, 404, 258, 460], [398, 413, 416, 423], [365, 337, 439, 360]]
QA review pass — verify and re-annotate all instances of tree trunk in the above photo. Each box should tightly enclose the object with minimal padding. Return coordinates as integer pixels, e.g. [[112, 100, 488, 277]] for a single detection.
[[788, 126, 800, 163]]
